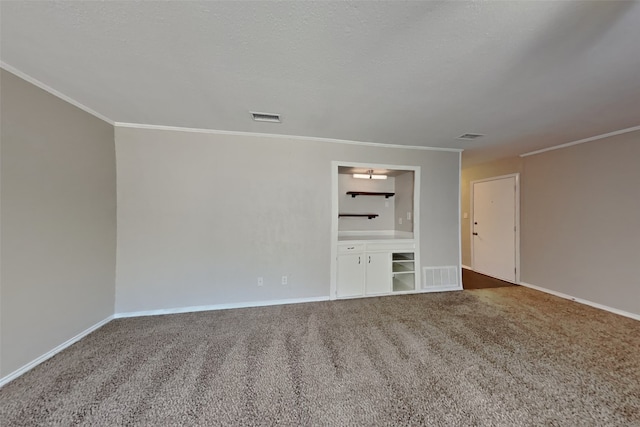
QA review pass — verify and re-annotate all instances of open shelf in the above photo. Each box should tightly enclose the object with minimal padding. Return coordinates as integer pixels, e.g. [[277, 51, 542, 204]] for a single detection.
[[392, 252, 415, 292], [338, 214, 379, 219], [392, 253, 414, 261], [346, 191, 395, 199], [392, 263, 414, 273], [393, 274, 415, 292]]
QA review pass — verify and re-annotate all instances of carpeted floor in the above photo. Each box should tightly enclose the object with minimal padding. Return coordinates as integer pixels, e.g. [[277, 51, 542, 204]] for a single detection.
[[1, 287, 639, 426]]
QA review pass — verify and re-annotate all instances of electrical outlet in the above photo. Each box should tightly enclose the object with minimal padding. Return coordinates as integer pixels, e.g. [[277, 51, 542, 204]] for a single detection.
[[407, 212, 411, 220], [282, 276, 288, 285], [257, 277, 264, 286], [398, 217, 403, 225]]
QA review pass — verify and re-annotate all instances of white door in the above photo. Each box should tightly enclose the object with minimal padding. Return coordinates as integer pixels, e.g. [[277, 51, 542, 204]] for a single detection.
[[472, 176, 517, 282], [365, 253, 391, 295], [337, 254, 365, 297]]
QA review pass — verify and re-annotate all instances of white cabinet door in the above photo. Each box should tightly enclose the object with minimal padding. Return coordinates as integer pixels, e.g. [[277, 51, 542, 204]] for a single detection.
[[337, 254, 365, 298], [365, 252, 391, 295]]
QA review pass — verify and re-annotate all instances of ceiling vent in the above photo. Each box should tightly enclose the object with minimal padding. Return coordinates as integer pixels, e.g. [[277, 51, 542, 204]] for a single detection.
[[457, 133, 485, 140], [251, 112, 281, 123]]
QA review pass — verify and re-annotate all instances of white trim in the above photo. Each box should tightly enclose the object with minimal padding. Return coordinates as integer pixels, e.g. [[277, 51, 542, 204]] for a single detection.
[[514, 174, 521, 284], [421, 285, 463, 293], [0, 62, 114, 125], [458, 151, 463, 290], [470, 173, 520, 283], [465, 270, 639, 321], [462, 264, 472, 270], [519, 282, 640, 322], [330, 161, 421, 300], [413, 167, 421, 291], [0, 62, 463, 153], [0, 316, 113, 388], [115, 122, 463, 153], [520, 125, 640, 157], [336, 287, 460, 301], [115, 296, 330, 319], [330, 162, 339, 300]]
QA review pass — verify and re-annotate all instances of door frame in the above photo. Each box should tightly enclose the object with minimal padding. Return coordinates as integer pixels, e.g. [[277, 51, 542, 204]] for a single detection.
[[470, 173, 520, 283], [330, 161, 421, 299]]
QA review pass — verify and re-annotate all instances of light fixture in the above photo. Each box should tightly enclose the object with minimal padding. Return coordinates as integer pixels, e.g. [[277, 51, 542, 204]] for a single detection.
[[353, 170, 387, 180]]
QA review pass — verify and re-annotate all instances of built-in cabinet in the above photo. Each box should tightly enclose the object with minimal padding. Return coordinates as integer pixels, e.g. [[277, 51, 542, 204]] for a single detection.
[[336, 242, 415, 298], [365, 252, 391, 295], [333, 162, 420, 300], [336, 245, 365, 297]]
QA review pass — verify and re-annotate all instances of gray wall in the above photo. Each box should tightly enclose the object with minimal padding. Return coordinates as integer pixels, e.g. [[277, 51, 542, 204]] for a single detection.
[[394, 171, 414, 233], [461, 131, 640, 316], [521, 130, 640, 315], [115, 127, 460, 314], [338, 174, 395, 231], [0, 70, 117, 377]]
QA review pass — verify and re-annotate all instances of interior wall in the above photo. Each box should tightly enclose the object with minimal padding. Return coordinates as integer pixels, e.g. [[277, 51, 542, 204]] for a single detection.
[[338, 174, 395, 231], [394, 171, 414, 233], [460, 157, 523, 267], [461, 130, 640, 316], [0, 70, 116, 377], [521, 130, 640, 315], [115, 126, 460, 314]]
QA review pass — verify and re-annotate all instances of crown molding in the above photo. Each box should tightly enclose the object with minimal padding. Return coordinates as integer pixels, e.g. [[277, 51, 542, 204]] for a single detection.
[[0, 61, 114, 125], [520, 125, 640, 158], [115, 122, 464, 153], [2, 62, 459, 153]]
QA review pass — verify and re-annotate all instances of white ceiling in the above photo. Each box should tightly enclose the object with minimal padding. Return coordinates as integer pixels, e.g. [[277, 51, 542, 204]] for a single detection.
[[2, 1, 639, 166]]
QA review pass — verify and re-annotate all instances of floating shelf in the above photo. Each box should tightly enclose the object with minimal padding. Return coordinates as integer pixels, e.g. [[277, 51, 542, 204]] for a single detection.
[[338, 214, 379, 219], [346, 191, 395, 199]]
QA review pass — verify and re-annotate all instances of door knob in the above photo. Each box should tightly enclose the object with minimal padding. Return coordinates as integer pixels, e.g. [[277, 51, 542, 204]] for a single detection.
[[473, 232, 478, 236]]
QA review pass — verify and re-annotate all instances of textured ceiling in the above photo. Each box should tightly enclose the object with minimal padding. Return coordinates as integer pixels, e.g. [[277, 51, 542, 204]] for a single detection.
[[2, 1, 640, 166]]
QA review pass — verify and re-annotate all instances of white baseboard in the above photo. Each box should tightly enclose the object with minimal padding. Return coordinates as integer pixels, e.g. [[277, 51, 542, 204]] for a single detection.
[[0, 315, 114, 388], [461, 264, 472, 270], [421, 285, 463, 293], [115, 296, 331, 319], [519, 282, 640, 321]]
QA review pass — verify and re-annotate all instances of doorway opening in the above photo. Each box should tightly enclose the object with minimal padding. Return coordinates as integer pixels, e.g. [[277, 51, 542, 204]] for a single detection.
[[470, 174, 520, 283]]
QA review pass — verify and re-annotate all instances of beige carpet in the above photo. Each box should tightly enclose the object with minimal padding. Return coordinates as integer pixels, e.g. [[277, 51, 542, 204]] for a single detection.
[[1, 287, 639, 426]]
